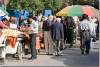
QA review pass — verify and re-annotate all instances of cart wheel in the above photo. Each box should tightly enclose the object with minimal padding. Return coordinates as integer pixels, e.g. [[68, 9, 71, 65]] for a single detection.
[[17, 42, 23, 61]]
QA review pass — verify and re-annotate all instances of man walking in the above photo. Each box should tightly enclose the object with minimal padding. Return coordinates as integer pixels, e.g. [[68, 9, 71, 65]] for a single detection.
[[52, 18, 64, 56], [79, 14, 91, 55], [42, 15, 54, 55]]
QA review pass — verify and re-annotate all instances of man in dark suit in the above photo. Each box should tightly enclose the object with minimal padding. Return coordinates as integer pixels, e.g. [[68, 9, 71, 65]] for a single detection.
[[52, 18, 64, 56]]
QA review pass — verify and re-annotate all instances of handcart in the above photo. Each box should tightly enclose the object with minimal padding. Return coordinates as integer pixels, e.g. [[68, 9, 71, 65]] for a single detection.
[[0, 29, 29, 61]]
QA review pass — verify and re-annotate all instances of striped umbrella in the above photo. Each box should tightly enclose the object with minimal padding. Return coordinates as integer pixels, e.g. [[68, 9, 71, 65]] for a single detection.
[[56, 5, 100, 18], [56, 6, 72, 16]]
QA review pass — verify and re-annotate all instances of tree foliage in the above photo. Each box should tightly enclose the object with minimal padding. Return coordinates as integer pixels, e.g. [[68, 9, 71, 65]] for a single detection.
[[7, 0, 98, 14]]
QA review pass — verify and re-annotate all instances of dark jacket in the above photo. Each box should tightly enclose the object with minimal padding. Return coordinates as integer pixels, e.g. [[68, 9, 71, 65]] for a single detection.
[[42, 20, 53, 31], [51, 21, 64, 40]]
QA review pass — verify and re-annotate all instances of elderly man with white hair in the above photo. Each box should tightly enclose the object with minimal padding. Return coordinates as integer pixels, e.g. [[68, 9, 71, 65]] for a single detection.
[[42, 15, 54, 55], [51, 17, 64, 56]]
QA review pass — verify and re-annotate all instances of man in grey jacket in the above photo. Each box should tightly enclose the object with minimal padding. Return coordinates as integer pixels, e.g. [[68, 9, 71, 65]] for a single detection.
[[52, 18, 64, 56]]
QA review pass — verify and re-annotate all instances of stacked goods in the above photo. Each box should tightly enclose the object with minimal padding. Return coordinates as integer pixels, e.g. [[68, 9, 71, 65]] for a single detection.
[[2, 29, 22, 37], [20, 27, 33, 34]]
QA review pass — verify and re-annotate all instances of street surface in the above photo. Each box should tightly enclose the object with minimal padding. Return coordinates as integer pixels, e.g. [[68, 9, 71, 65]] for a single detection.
[[0, 40, 99, 67]]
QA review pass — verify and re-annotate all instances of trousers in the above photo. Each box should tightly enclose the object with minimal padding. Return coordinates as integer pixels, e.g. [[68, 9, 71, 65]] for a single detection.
[[30, 33, 37, 58], [44, 31, 54, 54], [53, 40, 61, 55], [80, 30, 91, 53]]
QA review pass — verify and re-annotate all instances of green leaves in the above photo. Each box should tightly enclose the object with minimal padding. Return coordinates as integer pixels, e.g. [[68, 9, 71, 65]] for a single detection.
[[21, 0, 29, 9], [7, 0, 64, 13], [7, 0, 96, 14]]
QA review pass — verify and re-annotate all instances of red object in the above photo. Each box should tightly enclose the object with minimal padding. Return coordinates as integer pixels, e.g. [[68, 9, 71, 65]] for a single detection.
[[7, 36, 17, 48], [0, 32, 2, 37], [82, 6, 94, 17], [36, 33, 40, 49]]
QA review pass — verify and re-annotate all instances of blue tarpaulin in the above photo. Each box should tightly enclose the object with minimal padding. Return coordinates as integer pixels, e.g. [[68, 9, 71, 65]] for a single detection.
[[14, 10, 21, 18], [15, 10, 29, 19], [8, 10, 29, 19], [8, 10, 29, 25], [0, 16, 4, 21], [43, 9, 52, 17], [22, 10, 29, 19]]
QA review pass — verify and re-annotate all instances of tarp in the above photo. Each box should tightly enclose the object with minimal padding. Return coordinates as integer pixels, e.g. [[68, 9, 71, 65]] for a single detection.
[[43, 9, 53, 17]]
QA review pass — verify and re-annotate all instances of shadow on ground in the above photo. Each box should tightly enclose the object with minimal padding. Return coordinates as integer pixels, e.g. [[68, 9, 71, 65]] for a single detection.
[[51, 48, 99, 66]]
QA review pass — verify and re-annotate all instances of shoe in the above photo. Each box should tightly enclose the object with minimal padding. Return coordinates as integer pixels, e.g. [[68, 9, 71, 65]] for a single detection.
[[28, 57, 37, 60], [53, 51, 57, 56], [85, 53, 89, 55], [69, 45, 73, 48], [48, 54, 53, 55], [81, 51, 84, 55], [57, 53, 63, 56], [46, 53, 53, 55], [55, 53, 59, 56], [25, 49, 29, 55], [53, 53, 56, 56], [46, 53, 49, 55], [58, 51, 62, 55], [85, 51, 89, 55]]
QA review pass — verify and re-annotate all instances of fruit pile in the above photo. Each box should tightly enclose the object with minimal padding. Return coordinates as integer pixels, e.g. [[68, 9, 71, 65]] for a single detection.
[[1, 29, 22, 37]]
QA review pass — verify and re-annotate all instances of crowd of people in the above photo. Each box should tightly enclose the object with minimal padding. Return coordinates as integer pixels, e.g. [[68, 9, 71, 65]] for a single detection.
[[0, 13, 99, 60]]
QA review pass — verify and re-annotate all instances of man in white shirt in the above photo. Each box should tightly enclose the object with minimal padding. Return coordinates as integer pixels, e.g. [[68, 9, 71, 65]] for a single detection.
[[79, 14, 91, 55], [28, 16, 38, 60]]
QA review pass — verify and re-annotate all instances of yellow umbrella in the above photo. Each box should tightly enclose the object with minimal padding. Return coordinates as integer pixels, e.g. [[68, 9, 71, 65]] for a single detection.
[[56, 6, 72, 16]]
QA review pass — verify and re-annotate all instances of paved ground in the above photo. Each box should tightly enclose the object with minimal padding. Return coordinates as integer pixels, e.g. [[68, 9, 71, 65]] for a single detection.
[[0, 40, 99, 67]]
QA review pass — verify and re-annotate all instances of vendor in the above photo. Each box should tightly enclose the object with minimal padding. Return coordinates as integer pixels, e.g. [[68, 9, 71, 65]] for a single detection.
[[9, 16, 18, 29], [0, 18, 9, 29]]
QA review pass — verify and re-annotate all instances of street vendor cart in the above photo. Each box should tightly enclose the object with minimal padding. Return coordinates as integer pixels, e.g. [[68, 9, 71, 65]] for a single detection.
[[0, 29, 29, 61]]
